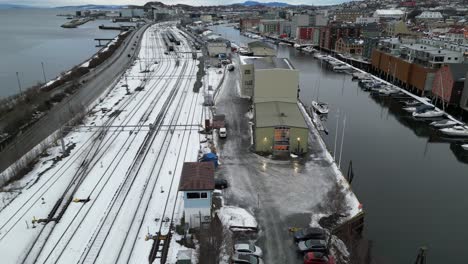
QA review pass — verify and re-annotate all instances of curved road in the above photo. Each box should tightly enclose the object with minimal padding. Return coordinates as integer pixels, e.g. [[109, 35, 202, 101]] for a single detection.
[[0, 24, 151, 176]]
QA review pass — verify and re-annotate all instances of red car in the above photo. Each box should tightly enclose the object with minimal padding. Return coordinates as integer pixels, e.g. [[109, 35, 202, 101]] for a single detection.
[[304, 252, 335, 264]]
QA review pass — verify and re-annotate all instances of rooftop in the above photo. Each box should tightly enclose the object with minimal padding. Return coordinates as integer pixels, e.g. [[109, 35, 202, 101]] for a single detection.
[[255, 102, 307, 128], [179, 162, 215, 191], [240, 56, 294, 70]]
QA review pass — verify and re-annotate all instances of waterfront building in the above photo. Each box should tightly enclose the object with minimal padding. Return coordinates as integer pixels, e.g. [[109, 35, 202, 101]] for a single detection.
[[239, 56, 308, 155], [240, 18, 261, 32], [431, 64, 468, 106], [206, 38, 227, 57], [319, 23, 362, 51], [179, 162, 215, 229], [335, 38, 364, 55], [416, 11, 444, 23], [355, 16, 380, 24]]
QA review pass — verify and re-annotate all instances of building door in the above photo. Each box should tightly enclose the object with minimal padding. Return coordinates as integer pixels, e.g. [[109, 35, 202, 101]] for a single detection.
[[274, 127, 290, 151]]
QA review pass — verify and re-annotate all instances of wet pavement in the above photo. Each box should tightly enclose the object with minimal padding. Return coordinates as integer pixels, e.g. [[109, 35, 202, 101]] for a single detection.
[[211, 25, 468, 264], [214, 57, 356, 264]]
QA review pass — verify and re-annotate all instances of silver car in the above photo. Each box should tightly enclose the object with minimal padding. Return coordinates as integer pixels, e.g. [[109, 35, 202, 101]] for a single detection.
[[232, 253, 264, 264], [234, 243, 263, 257]]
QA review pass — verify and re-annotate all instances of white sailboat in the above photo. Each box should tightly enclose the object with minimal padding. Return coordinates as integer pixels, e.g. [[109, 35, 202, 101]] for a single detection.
[[439, 126, 468, 137], [461, 144, 468, 150]]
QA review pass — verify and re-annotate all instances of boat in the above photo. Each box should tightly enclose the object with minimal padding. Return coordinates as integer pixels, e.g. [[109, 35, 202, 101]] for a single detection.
[[333, 64, 352, 72], [314, 53, 328, 60], [439, 126, 468, 137], [302, 46, 316, 53], [430, 119, 458, 128], [412, 108, 445, 118], [404, 104, 434, 113], [352, 72, 370, 81], [402, 100, 422, 107], [462, 144, 468, 150], [376, 86, 400, 96], [311, 101, 329, 115]]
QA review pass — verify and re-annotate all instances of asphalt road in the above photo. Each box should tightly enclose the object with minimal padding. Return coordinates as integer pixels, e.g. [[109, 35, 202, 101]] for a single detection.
[[215, 56, 346, 264], [0, 24, 151, 176]]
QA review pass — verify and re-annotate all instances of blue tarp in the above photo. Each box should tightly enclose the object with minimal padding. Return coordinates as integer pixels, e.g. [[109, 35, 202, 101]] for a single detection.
[[201, 153, 218, 168]]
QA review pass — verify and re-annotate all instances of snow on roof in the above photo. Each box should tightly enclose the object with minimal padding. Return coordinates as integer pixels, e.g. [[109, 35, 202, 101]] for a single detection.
[[416, 11, 443, 19], [374, 9, 405, 16], [217, 206, 258, 231]]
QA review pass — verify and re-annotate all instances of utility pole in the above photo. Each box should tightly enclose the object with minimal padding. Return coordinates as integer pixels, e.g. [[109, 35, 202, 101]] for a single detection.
[[16, 72, 23, 95], [333, 109, 340, 160], [338, 115, 346, 169], [41, 62, 47, 83]]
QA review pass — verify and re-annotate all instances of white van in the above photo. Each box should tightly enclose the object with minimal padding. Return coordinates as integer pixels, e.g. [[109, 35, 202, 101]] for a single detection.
[[219, 127, 227, 138]]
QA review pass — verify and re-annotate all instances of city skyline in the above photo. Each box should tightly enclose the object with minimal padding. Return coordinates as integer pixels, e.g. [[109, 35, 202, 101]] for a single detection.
[[0, 0, 352, 7]]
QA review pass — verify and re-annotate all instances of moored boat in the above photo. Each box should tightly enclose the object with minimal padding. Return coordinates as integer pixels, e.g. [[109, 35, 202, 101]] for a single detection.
[[430, 119, 458, 128], [439, 126, 468, 137], [311, 100, 329, 115], [462, 144, 468, 150]]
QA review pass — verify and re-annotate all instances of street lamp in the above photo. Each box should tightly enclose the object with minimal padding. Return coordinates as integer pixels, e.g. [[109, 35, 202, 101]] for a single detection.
[[296, 137, 301, 154]]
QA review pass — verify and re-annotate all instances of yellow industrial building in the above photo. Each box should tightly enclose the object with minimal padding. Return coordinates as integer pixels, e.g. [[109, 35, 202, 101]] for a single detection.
[[240, 56, 308, 155]]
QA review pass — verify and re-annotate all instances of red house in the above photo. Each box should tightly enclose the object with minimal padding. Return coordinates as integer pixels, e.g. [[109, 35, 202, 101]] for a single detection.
[[432, 64, 468, 105]]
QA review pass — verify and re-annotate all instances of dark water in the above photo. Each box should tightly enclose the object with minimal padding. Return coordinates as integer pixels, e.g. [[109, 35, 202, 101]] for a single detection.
[[211, 25, 468, 264], [0, 8, 128, 98]]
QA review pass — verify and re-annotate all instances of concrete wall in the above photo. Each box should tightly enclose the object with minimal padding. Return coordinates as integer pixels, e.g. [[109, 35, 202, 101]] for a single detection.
[[183, 190, 212, 228], [240, 64, 254, 97], [254, 69, 299, 103], [254, 126, 308, 153]]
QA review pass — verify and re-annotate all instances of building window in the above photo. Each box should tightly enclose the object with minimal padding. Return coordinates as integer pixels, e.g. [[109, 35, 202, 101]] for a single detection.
[[201, 192, 208, 198], [448, 57, 451, 60], [245, 80, 253, 85], [187, 192, 200, 199], [455, 57, 458, 60], [244, 69, 251, 74]]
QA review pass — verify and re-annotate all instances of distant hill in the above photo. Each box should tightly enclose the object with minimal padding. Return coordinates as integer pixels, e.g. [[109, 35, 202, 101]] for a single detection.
[[55, 4, 126, 10], [240, 1, 292, 7], [0, 3, 36, 9]]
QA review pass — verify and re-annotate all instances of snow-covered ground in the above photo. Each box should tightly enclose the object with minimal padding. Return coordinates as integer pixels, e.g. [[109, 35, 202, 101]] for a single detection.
[[0, 24, 205, 264]]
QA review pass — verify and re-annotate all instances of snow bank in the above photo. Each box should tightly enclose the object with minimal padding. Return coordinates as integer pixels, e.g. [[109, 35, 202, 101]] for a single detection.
[[217, 206, 258, 232]]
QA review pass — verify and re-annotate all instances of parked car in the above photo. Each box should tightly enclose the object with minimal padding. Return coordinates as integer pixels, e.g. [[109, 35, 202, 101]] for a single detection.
[[234, 243, 263, 257], [219, 127, 227, 138], [294, 227, 326, 242], [304, 252, 335, 264], [297, 239, 328, 254], [232, 253, 264, 264], [215, 178, 228, 189]]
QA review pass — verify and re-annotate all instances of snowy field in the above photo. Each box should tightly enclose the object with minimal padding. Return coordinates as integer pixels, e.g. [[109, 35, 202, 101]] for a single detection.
[[0, 23, 205, 264]]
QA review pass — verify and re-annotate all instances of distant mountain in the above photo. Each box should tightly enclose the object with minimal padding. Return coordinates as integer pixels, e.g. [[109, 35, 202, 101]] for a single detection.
[[0, 3, 35, 9], [240, 1, 292, 7], [55, 4, 126, 10]]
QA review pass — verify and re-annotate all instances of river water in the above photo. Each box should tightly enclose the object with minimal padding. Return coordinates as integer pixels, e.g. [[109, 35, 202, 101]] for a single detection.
[[210, 25, 468, 264], [0, 8, 128, 98]]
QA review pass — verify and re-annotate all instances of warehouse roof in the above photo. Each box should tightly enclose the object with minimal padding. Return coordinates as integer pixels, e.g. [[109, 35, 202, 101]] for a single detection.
[[179, 162, 215, 191], [240, 56, 294, 70], [255, 102, 307, 128]]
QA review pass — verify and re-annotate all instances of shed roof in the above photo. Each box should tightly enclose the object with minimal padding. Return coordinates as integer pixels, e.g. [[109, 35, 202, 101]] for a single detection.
[[255, 102, 307, 128], [179, 162, 215, 191]]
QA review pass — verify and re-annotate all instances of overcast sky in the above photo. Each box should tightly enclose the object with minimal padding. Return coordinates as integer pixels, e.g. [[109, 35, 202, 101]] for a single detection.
[[2, 0, 350, 7]]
